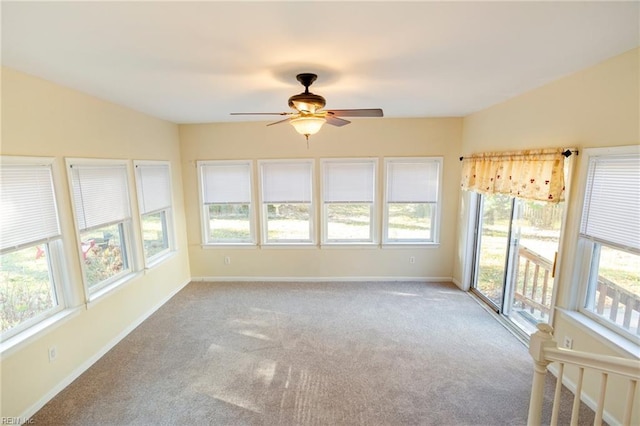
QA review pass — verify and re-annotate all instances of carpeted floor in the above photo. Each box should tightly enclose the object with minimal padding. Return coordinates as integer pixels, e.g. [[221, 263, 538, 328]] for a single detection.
[[31, 281, 596, 425]]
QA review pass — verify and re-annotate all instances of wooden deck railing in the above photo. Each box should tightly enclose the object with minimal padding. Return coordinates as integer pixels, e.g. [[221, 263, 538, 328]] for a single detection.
[[528, 324, 640, 425], [514, 246, 554, 319], [594, 276, 640, 334], [515, 246, 640, 335]]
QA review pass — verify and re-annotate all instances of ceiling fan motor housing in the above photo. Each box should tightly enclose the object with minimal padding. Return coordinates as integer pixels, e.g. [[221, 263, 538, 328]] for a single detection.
[[288, 92, 326, 113]]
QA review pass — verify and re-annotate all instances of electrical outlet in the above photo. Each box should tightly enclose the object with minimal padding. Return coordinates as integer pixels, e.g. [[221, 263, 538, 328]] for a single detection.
[[409, 256, 415, 264], [48, 346, 57, 362], [563, 336, 573, 349], [224, 256, 231, 265]]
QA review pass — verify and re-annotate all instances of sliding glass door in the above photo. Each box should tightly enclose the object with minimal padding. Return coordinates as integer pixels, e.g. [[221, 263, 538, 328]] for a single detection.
[[472, 194, 564, 336]]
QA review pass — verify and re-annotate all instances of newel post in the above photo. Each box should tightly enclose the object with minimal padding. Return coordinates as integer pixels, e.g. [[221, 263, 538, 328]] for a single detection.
[[527, 323, 557, 426]]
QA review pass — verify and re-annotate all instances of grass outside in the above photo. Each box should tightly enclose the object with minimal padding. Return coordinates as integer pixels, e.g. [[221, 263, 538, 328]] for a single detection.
[[327, 204, 371, 240], [387, 204, 431, 240], [141, 212, 168, 258], [209, 204, 429, 241], [81, 224, 126, 288], [597, 246, 640, 292], [209, 204, 251, 241], [475, 230, 508, 305], [1, 245, 54, 333]]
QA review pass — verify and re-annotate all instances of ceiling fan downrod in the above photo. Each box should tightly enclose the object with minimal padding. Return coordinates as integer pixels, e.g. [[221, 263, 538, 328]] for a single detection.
[[296, 73, 317, 93]]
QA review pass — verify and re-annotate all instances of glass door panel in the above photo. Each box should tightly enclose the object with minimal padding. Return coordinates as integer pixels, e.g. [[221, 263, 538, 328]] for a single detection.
[[472, 194, 514, 310], [505, 199, 564, 335]]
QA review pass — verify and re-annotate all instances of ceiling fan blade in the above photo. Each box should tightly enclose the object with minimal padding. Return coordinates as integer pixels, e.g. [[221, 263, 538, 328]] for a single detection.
[[325, 108, 384, 117], [325, 116, 351, 127], [266, 118, 292, 126], [230, 112, 290, 116]]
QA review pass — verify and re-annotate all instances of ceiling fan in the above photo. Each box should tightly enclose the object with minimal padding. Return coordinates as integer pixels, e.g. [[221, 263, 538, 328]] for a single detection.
[[231, 73, 383, 142]]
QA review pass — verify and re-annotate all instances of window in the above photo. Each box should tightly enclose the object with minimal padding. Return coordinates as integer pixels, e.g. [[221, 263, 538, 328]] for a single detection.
[[577, 148, 640, 343], [259, 160, 314, 244], [1, 158, 65, 339], [135, 161, 174, 264], [68, 160, 135, 295], [321, 159, 376, 243], [199, 161, 255, 244], [384, 157, 442, 244]]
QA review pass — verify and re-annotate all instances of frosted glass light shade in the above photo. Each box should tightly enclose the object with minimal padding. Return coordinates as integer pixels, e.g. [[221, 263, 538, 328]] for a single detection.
[[290, 117, 326, 136]]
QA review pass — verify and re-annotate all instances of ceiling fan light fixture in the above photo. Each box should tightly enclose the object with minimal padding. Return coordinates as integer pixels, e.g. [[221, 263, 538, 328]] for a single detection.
[[290, 116, 326, 138]]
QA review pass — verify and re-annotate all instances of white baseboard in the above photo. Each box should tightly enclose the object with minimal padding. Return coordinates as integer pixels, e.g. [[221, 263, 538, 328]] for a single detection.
[[19, 278, 190, 422], [451, 277, 462, 289], [191, 276, 454, 283], [547, 364, 619, 426]]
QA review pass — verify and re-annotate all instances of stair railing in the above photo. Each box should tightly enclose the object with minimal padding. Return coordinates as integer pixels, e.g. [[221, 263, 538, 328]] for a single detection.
[[527, 323, 640, 426]]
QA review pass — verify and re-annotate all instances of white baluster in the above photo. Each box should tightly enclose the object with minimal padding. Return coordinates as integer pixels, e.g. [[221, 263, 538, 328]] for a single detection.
[[570, 367, 585, 426], [594, 372, 608, 425], [550, 362, 564, 426], [623, 379, 637, 426]]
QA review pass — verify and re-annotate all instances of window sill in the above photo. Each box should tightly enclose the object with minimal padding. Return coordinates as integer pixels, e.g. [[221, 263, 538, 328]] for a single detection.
[[201, 243, 257, 249], [0, 307, 82, 359], [87, 271, 142, 307], [144, 250, 177, 269], [557, 308, 640, 359], [321, 243, 379, 248], [261, 243, 317, 249], [382, 242, 440, 248]]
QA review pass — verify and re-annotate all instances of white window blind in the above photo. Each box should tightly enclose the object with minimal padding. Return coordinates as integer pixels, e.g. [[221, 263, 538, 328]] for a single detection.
[[70, 164, 131, 231], [580, 154, 640, 252], [201, 163, 252, 204], [387, 160, 439, 202], [136, 163, 172, 214], [1, 164, 60, 251], [323, 161, 375, 203], [261, 161, 312, 203]]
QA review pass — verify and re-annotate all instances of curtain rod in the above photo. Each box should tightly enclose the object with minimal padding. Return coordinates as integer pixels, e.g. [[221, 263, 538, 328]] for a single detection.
[[459, 149, 578, 162]]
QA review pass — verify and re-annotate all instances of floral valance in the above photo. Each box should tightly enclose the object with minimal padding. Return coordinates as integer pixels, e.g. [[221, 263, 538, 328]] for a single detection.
[[460, 148, 567, 203]]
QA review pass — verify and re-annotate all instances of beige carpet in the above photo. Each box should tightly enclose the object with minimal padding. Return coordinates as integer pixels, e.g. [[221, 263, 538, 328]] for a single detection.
[[32, 281, 596, 425]]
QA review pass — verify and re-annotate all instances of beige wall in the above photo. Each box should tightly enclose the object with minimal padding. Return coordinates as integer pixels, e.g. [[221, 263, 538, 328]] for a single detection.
[[179, 118, 462, 280], [457, 48, 640, 423], [0, 68, 191, 418]]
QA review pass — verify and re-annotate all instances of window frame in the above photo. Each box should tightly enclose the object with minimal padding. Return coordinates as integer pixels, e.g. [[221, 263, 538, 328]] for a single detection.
[[66, 158, 137, 299], [320, 158, 378, 245], [134, 160, 175, 266], [258, 159, 316, 246], [382, 157, 443, 245], [0, 156, 67, 341], [574, 145, 640, 346], [198, 160, 256, 246]]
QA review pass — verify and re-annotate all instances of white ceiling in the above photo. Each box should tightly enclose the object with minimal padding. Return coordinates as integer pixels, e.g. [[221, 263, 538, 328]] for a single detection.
[[2, 1, 638, 124]]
